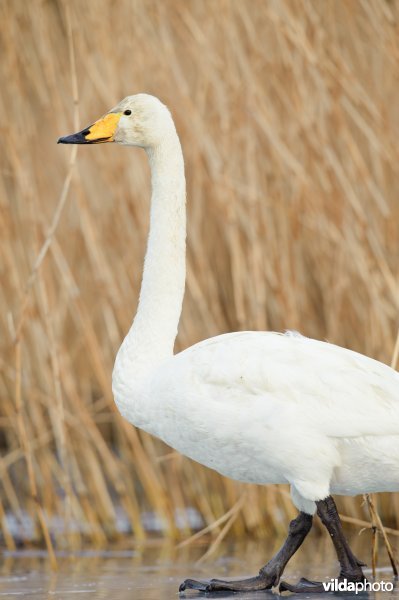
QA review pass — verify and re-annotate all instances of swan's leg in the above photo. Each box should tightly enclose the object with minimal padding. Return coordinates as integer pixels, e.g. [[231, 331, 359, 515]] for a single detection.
[[179, 511, 313, 593], [279, 496, 366, 593]]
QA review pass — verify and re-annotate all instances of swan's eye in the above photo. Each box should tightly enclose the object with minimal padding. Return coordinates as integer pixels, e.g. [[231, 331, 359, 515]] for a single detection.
[[124, 110, 132, 116]]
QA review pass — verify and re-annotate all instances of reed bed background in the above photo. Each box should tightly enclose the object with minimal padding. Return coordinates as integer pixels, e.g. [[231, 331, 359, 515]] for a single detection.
[[1, 0, 399, 556]]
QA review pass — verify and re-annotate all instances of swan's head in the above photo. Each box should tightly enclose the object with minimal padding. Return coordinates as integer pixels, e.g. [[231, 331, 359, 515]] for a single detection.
[[58, 94, 175, 149]]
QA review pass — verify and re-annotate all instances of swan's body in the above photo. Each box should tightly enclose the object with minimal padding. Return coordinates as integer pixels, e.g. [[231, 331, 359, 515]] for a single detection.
[[60, 94, 399, 593], [115, 330, 399, 510]]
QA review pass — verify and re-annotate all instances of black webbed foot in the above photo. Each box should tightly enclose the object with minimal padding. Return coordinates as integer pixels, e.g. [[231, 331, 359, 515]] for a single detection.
[[179, 578, 209, 592], [179, 512, 313, 594], [179, 574, 275, 593], [279, 577, 328, 594]]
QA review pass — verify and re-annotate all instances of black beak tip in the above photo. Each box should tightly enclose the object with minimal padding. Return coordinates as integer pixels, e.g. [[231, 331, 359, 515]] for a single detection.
[[57, 132, 88, 144]]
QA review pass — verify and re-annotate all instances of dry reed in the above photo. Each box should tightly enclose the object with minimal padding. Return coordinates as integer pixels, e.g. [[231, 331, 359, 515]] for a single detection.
[[1, 0, 399, 554]]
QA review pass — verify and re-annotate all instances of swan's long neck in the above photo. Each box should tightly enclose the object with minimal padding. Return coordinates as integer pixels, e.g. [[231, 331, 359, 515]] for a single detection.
[[114, 130, 186, 390]]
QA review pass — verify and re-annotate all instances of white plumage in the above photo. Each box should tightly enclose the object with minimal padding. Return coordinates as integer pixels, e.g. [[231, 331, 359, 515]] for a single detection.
[[60, 93, 398, 591], [107, 94, 398, 516], [116, 329, 399, 514]]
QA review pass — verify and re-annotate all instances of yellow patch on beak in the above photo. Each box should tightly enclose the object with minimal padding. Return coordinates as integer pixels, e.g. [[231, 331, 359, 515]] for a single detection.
[[85, 112, 122, 142]]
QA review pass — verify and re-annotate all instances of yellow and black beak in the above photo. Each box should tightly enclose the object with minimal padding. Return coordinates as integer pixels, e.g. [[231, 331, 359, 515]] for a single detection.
[[58, 112, 122, 144]]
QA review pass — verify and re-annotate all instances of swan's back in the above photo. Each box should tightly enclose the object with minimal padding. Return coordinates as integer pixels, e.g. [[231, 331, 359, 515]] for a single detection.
[[166, 331, 399, 439]]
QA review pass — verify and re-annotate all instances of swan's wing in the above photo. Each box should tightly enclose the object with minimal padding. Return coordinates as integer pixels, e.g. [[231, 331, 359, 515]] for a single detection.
[[171, 331, 399, 438]]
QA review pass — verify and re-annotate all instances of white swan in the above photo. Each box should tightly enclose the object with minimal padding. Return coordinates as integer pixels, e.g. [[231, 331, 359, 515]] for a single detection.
[[59, 94, 399, 594]]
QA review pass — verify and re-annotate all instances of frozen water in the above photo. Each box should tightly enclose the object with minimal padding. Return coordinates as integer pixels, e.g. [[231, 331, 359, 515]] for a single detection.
[[0, 535, 397, 599]]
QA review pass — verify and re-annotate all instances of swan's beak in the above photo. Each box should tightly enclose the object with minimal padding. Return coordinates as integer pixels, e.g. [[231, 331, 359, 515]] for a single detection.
[[58, 112, 122, 144]]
